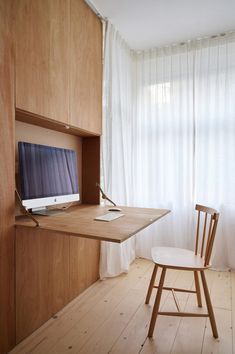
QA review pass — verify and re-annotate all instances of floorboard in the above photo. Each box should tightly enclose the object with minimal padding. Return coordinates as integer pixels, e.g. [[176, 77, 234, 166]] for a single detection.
[[10, 259, 234, 354]]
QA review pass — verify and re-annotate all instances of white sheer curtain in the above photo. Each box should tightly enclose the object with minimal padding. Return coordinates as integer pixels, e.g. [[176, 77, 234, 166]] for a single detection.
[[100, 23, 136, 278], [134, 36, 235, 270], [101, 24, 235, 277], [193, 38, 235, 268]]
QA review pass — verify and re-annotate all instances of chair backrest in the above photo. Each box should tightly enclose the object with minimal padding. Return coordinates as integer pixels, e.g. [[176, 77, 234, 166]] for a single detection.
[[195, 204, 219, 266]]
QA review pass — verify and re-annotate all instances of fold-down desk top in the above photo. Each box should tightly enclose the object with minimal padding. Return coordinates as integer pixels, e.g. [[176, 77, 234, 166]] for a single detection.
[[15, 204, 170, 243]]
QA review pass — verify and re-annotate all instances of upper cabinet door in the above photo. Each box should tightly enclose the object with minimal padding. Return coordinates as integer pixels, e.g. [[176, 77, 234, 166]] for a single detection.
[[16, 0, 70, 124], [70, 0, 102, 135]]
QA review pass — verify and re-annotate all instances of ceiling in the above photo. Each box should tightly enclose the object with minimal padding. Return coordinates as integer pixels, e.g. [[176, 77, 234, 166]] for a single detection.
[[90, 0, 235, 50]]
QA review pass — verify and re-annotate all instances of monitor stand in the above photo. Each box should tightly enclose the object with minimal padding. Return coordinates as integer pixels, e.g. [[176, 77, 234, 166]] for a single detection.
[[31, 208, 64, 216]]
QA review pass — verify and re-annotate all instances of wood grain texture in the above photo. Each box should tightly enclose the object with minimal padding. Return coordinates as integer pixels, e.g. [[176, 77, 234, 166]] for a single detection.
[[9, 262, 234, 354], [15, 108, 100, 137], [69, 236, 100, 301], [16, 0, 70, 123], [16, 0, 102, 134], [16, 227, 70, 343], [0, 0, 15, 352], [82, 137, 100, 204], [15, 226, 100, 343], [70, 0, 102, 134], [15, 205, 171, 243]]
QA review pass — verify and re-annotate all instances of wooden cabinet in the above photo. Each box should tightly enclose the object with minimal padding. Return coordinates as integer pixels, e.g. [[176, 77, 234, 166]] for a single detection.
[[70, 0, 102, 134], [16, 228, 70, 342], [16, 0, 102, 134], [16, 0, 70, 124], [14, 126, 101, 343], [16, 227, 100, 343]]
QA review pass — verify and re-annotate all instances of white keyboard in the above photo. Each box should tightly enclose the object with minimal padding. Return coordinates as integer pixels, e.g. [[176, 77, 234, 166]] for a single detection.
[[95, 212, 124, 222]]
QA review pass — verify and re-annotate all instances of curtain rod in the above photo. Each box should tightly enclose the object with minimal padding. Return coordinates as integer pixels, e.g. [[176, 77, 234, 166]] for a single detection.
[[135, 30, 235, 54], [84, 0, 107, 22]]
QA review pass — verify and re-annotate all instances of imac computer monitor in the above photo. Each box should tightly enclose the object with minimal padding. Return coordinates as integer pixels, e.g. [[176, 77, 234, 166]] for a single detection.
[[18, 142, 80, 214]]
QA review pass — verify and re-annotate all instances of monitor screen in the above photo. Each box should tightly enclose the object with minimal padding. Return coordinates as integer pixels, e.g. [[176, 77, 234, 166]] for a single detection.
[[18, 142, 80, 210]]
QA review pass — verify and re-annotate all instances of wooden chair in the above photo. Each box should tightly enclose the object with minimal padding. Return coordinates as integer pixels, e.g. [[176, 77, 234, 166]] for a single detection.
[[145, 204, 219, 338]]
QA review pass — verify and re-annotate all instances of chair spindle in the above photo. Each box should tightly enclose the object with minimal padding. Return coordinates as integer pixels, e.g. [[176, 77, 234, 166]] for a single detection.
[[200, 212, 208, 257], [195, 210, 200, 255]]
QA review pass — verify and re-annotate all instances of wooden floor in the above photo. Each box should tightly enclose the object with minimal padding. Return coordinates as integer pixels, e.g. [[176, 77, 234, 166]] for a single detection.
[[10, 258, 235, 354]]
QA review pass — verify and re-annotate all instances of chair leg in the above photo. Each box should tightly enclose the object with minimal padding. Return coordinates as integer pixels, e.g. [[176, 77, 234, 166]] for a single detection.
[[148, 267, 166, 338], [145, 264, 158, 304], [200, 270, 218, 338], [194, 271, 202, 307]]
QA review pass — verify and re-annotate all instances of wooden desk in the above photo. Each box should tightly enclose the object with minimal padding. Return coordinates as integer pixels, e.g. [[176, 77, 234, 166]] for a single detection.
[[15, 204, 170, 342], [15, 204, 170, 243]]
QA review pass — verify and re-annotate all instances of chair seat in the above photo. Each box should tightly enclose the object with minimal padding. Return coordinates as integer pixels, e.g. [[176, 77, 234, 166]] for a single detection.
[[151, 247, 209, 270]]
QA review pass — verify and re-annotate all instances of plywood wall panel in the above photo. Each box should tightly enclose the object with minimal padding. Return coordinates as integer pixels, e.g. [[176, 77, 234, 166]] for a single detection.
[[70, 0, 102, 134], [51, 235, 70, 315], [16, 227, 70, 343], [16, 0, 102, 134], [16, 0, 70, 123], [0, 0, 15, 352], [69, 236, 100, 301], [16, 227, 100, 343]]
